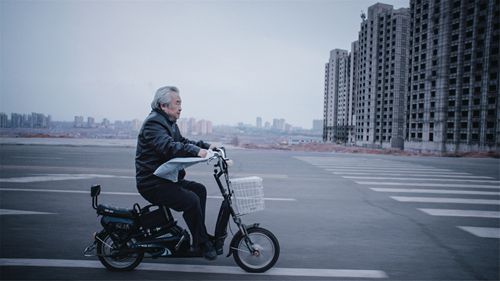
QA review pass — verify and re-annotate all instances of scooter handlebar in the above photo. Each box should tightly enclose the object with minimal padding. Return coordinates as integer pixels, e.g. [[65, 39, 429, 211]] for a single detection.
[[208, 147, 233, 165]]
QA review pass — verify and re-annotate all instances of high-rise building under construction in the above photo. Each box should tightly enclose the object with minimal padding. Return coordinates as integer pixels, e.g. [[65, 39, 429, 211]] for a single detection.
[[405, 0, 500, 152], [323, 0, 499, 153]]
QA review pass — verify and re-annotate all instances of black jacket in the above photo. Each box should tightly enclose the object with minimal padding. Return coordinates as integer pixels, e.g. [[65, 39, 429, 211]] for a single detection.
[[135, 109, 210, 191]]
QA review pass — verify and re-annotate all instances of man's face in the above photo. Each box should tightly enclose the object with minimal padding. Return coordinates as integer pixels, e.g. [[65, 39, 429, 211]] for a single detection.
[[161, 94, 182, 121]]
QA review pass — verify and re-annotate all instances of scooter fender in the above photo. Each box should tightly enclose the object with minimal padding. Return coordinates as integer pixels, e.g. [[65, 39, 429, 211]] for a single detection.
[[83, 229, 108, 257], [94, 229, 108, 241], [226, 223, 260, 257]]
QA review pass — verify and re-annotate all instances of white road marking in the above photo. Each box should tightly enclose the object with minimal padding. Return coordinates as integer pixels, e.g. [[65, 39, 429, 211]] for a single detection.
[[344, 176, 500, 183], [341, 170, 451, 175], [0, 173, 287, 182], [458, 227, 500, 238], [0, 209, 55, 215], [334, 172, 480, 177], [190, 172, 289, 179], [0, 188, 99, 194], [297, 156, 500, 240], [0, 258, 388, 278], [418, 208, 500, 218], [11, 156, 63, 160], [391, 196, 500, 205], [356, 181, 500, 189], [207, 195, 296, 202], [1, 165, 133, 173], [371, 188, 500, 196], [320, 163, 434, 166], [0, 188, 296, 202], [325, 167, 452, 172], [0, 174, 133, 183], [295, 157, 425, 167]]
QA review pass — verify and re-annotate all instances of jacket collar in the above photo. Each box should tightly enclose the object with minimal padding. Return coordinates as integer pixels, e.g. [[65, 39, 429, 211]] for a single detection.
[[153, 108, 176, 125]]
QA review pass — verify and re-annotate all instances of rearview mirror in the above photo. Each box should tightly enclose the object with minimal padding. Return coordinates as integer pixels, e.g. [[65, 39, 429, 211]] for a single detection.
[[91, 185, 101, 197]]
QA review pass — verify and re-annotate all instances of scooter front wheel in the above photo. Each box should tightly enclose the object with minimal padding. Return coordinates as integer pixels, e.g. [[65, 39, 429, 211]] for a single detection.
[[96, 233, 143, 271], [232, 226, 280, 273]]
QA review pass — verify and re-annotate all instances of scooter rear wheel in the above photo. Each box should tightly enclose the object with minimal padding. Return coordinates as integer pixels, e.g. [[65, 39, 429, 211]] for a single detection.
[[232, 227, 280, 273], [96, 233, 143, 271]]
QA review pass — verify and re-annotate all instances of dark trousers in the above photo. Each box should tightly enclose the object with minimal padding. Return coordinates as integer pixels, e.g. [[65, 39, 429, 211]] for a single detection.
[[140, 180, 209, 248]]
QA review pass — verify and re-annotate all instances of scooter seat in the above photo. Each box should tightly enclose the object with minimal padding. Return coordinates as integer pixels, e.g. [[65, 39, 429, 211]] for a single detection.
[[97, 204, 136, 218]]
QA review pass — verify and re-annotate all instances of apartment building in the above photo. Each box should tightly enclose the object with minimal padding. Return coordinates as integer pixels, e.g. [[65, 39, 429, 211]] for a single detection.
[[406, 0, 500, 152], [323, 1, 499, 153], [348, 41, 359, 144], [323, 49, 350, 142], [354, 3, 410, 149]]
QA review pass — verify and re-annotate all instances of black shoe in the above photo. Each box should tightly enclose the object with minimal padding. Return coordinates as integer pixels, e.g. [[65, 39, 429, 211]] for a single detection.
[[214, 238, 224, 255], [209, 234, 225, 255], [202, 241, 217, 260]]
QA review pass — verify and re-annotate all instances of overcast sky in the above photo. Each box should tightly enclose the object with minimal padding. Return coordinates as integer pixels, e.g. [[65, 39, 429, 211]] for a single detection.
[[1, 0, 407, 129]]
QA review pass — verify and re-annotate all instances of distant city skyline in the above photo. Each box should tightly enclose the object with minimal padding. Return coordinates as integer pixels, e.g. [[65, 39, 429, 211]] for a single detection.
[[0, 0, 408, 129], [1, 110, 324, 134], [0, 110, 321, 130]]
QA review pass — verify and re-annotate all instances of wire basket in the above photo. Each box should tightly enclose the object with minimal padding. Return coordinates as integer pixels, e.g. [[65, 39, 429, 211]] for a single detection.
[[230, 176, 264, 215]]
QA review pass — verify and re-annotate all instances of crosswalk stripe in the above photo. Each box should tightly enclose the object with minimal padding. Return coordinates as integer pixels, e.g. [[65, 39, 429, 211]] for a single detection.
[[344, 176, 500, 183], [458, 227, 500, 238], [391, 196, 500, 205], [297, 156, 500, 240], [356, 181, 500, 189], [371, 188, 500, 196], [418, 208, 500, 218]]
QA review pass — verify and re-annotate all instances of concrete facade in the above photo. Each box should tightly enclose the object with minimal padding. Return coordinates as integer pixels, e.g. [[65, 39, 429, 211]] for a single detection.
[[354, 4, 410, 149], [324, 0, 498, 153], [348, 41, 359, 144], [406, 0, 500, 153], [323, 49, 350, 142]]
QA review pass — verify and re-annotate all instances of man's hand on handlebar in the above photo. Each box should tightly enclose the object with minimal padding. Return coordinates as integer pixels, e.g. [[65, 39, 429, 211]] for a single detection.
[[198, 149, 208, 158], [198, 148, 218, 159], [198, 145, 222, 159]]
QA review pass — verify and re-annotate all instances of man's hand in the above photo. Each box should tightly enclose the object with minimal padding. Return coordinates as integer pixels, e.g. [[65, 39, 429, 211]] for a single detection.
[[209, 144, 217, 150], [198, 149, 208, 158]]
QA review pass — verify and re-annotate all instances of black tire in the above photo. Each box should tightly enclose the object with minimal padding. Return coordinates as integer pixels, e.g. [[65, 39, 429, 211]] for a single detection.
[[96, 233, 143, 271], [232, 227, 280, 273]]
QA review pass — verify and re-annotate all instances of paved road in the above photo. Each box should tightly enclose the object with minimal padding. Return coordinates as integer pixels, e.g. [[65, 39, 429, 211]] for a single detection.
[[0, 144, 499, 280]]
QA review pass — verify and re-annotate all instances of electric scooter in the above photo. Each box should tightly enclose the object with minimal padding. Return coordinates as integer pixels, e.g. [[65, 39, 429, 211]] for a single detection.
[[83, 147, 279, 273]]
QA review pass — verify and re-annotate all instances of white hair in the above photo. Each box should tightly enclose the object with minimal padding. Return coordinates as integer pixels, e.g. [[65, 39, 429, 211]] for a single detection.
[[151, 86, 179, 111]]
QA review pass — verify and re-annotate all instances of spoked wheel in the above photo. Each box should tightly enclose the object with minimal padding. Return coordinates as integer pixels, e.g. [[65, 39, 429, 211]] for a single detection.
[[96, 233, 143, 271], [232, 227, 280, 273]]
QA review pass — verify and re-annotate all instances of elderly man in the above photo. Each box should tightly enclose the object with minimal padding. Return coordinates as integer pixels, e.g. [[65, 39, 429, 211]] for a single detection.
[[135, 86, 217, 260]]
